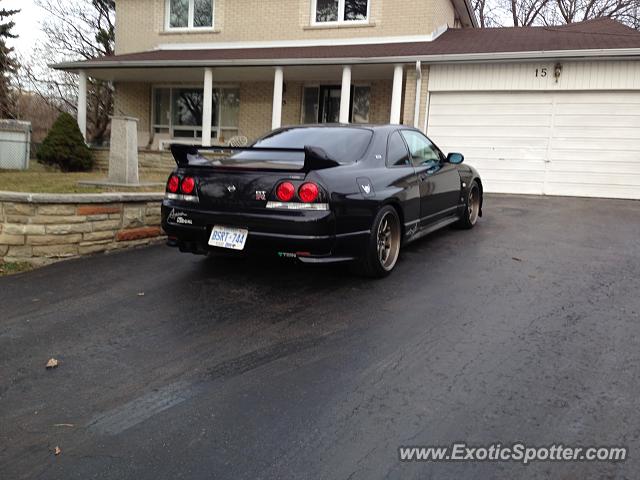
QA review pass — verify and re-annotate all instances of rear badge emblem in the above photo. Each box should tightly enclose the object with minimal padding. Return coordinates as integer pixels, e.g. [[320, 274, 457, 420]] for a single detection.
[[361, 184, 371, 195], [255, 190, 267, 201], [227, 185, 237, 193]]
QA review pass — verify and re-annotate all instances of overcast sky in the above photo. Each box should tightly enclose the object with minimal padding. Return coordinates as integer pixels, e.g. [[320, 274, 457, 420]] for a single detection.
[[4, 0, 45, 59]]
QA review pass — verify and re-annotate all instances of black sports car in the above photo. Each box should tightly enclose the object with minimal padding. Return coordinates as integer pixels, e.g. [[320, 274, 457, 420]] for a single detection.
[[161, 125, 483, 277]]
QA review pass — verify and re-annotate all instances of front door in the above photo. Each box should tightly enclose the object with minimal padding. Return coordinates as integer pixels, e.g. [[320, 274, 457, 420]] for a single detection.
[[318, 86, 342, 123], [303, 85, 372, 125], [401, 130, 461, 224]]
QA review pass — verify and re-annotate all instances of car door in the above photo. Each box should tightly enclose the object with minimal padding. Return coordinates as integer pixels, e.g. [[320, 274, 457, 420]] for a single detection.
[[400, 130, 461, 224], [385, 130, 421, 229]]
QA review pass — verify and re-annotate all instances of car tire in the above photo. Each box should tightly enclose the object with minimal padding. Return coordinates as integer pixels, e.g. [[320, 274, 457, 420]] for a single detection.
[[352, 205, 402, 278], [455, 180, 481, 230]]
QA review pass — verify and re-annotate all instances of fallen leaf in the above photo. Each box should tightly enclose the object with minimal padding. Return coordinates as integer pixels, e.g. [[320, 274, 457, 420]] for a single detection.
[[137, 292, 145, 297], [512, 257, 523, 262], [53, 423, 75, 428], [54, 446, 61, 456], [46, 358, 59, 369]]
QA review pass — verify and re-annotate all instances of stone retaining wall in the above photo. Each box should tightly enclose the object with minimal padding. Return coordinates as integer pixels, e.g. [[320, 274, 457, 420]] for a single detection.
[[0, 192, 165, 265], [92, 148, 175, 175]]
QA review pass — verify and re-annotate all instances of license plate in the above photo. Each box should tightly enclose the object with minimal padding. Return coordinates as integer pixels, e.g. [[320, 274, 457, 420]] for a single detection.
[[208, 226, 248, 251]]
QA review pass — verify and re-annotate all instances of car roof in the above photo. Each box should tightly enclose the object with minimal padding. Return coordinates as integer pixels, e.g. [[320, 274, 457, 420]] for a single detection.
[[282, 124, 412, 132]]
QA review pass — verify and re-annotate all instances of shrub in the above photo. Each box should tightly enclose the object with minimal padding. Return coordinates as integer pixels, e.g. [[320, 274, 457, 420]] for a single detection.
[[37, 113, 94, 172]]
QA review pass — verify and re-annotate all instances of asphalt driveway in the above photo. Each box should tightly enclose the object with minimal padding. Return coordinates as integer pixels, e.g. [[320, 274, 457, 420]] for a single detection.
[[1, 194, 639, 480]]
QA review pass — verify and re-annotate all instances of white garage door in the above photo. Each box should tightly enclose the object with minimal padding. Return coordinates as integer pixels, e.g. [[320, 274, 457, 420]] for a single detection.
[[427, 91, 640, 199]]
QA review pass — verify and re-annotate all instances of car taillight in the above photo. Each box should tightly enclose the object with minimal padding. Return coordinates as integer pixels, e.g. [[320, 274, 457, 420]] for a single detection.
[[167, 175, 180, 193], [298, 182, 319, 203], [181, 177, 195, 195], [276, 182, 295, 202]]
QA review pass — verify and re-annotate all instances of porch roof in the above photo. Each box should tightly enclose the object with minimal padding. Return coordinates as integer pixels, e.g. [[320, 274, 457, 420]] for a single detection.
[[55, 18, 640, 74]]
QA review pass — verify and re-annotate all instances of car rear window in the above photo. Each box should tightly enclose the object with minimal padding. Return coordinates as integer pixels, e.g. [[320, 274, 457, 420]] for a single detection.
[[252, 127, 373, 163]]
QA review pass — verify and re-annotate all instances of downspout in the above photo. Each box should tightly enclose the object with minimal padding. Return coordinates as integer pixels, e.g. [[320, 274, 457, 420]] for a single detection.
[[413, 60, 422, 128], [423, 90, 431, 134]]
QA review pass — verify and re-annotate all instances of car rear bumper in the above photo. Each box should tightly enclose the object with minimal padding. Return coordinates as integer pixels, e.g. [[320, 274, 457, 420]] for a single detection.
[[161, 201, 369, 263]]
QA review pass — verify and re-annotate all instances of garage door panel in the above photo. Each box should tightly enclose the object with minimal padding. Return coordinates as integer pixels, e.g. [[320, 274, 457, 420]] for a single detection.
[[434, 136, 549, 149], [554, 92, 640, 104], [548, 150, 640, 162], [554, 115, 640, 127], [428, 90, 640, 199], [548, 160, 640, 175], [550, 137, 640, 151], [551, 126, 640, 139], [544, 170, 640, 186], [554, 103, 640, 115], [427, 114, 551, 127], [430, 104, 553, 116], [474, 159, 548, 171], [452, 148, 549, 161], [429, 126, 551, 139], [430, 92, 553, 105]]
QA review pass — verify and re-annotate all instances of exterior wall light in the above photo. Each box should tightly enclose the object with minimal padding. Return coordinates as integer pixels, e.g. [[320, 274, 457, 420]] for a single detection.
[[554, 63, 563, 83]]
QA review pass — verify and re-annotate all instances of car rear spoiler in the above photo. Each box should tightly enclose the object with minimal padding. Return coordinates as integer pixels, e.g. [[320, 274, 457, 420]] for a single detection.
[[170, 144, 341, 173]]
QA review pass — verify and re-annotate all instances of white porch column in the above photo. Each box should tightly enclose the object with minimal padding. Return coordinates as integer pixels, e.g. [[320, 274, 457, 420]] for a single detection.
[[77, 70, 88, 141], [272, 67, 284, 130], [339, 65, 352, 124], [202, 67, 214, 147], [390, 64, 404, 124]]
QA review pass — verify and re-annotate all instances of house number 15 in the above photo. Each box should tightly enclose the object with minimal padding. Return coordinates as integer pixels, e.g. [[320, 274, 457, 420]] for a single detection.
[[535, 68, 548, 78]]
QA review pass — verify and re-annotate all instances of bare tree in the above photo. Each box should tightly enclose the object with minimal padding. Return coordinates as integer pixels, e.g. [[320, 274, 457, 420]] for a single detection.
[[25, 0, 115, 145], [14, 90, 59, 142], [476, 0, 639, 27], [552, 0, 639, 24], [473, 0, 502, 26], [503, 0, 552, 25]]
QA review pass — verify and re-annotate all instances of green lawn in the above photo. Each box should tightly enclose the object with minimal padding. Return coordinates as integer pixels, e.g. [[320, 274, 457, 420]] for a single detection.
[[0, 162, 167, 194]]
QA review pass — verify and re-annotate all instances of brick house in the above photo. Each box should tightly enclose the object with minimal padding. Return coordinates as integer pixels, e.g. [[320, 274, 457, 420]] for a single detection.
[[56, 2, 640, 199]]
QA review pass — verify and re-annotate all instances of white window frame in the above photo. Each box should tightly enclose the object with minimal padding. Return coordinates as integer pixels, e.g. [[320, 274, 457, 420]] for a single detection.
[[165, 0, 215, 31], [311, 0, 371, 25], [151, 84, 239, 141]]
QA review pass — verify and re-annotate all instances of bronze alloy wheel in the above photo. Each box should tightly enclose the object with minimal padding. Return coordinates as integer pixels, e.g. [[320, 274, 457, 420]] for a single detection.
[[468, 184, 480, 226], [377, 211, 401, 271]]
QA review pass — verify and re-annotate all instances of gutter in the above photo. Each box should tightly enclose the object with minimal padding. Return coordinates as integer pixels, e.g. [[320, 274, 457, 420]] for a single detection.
[[52, 47, 640, 71], [413, 61, 423, 128], [156, 32, 447, 51]]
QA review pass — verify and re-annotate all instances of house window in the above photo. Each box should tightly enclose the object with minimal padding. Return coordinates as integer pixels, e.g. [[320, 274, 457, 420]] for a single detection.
[[313, 0, 369, 24], [167, 0, 214, 29], [153, 86, 240, 142], [352, 86, 370, 123]]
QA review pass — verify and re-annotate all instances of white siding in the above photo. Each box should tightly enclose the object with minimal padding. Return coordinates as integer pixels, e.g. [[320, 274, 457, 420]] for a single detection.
[[428, 61, 640, 92], [427, 91, 640, 200]]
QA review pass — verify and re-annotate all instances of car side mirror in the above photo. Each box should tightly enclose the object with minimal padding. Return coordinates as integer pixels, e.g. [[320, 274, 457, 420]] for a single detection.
[[447, 153, 464, 165]]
